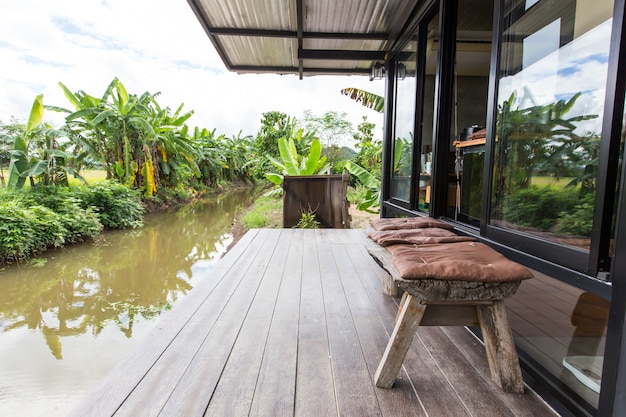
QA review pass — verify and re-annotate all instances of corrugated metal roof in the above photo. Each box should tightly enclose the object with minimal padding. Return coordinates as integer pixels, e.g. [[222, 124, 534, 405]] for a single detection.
[[187, 0, 422, 78]]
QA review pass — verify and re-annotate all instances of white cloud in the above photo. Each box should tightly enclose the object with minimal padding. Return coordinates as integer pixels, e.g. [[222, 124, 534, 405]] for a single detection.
[[0, 0, 385, 145]]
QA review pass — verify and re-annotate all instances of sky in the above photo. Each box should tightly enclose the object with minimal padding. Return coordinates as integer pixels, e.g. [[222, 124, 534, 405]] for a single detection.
[[0, 0, 385, 145]]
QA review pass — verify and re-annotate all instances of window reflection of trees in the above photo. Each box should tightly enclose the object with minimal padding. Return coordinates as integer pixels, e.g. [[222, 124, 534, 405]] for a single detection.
[[492, 87, 599, 242]]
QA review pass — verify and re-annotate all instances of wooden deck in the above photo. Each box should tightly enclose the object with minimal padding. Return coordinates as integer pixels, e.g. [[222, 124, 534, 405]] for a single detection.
[[68, 228, 558, 417]]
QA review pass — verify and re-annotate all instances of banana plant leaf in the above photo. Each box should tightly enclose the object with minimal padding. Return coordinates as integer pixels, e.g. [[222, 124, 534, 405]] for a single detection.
[[278, 137, 299, 175]]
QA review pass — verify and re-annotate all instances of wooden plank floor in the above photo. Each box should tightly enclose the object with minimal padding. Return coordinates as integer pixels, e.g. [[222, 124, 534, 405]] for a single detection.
[[68, 228, 559, 417]]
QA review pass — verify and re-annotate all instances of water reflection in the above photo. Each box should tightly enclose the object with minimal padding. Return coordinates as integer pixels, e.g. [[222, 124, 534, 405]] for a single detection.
[[0, 187, 258, 417]]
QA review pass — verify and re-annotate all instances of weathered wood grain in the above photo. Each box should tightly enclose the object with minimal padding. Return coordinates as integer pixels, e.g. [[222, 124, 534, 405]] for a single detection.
[[375, 294, 427, 388], [477, 301, 525, 394], [248, 230, 302, 417], [317, 232, 382, 417], [294, 231, 337, 417], [66, 229, 262, 417], [115, 229, 281, 417], [351, 244, 474, 416], [338, 244, 426, 417], [66, 229, 558, 417]]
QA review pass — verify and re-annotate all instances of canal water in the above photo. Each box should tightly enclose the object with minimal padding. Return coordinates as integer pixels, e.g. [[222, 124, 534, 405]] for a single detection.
[[0, 187, 259, 417]]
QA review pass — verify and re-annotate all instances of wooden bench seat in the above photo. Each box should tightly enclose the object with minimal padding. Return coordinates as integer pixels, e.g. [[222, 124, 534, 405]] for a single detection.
[[366, 238, 531, 395]]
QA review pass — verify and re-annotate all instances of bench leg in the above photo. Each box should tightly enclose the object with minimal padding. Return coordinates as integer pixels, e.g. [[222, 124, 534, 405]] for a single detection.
[[375, 294, 426, 388], [395, 292, 409, 323], [477, 301, 524, 394]]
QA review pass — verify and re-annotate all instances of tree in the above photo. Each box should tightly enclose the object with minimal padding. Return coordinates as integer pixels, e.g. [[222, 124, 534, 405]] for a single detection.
[[52, 77, 198, 197], [252, 111, 302, 179], [298, 110, 353, 164], [5, 95, 84, 189], [494, 88, 598, 195], [352, 116, 381, 176], [0, 119, 21, 186]]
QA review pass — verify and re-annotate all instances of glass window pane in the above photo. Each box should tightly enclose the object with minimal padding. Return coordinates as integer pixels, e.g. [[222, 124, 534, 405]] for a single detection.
[[491, 0, 614, 251], [449, 0, 493, 222], [391, 41, 417, 202], [508, 273, 609, 409], [417, 14, 439, 212]]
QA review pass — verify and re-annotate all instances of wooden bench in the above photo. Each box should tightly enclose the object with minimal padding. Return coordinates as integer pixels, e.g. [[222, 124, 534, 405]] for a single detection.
[[366, 242, 526, 394]]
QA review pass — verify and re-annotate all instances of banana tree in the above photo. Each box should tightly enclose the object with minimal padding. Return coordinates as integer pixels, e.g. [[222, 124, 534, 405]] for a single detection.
[[0, 130, 13, 187], [340, 88, 385, 113], [6, 95, 44, 188], [344, 161, 380, 213], [344, 139, 404, 213], [6, 95, 84, 188], [265, 132, 330, 186], [52, 78, 197, 197]]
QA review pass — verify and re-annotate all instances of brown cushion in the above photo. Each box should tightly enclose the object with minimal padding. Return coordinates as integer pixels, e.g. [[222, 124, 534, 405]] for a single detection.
[[371, 217, 454, 231], [387, 242, 534, 282], [368, 228, 476, 246]]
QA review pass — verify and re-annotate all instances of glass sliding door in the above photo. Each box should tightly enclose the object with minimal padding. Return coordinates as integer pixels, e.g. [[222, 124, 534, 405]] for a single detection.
[[390, 41, 417, 204], [492, 0, 616, 412], [447, 0, 494, 222], [491, 0, 614, 254], [417, 13, 440, 212]]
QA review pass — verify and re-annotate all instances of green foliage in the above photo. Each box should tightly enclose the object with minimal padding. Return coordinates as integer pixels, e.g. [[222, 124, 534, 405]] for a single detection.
[[495, 88, 599, 193], [11, 186, 103, 243], [347, 184, 370, 206], [193, 128, 255, 187], [556, 194, 595, 237], [240, 194, 282, 228], [7, 95, 44, 189], [352, 116, 381, 178], [0, 128, 12, 186], [500, 186, 579, 232], [0, 201, 60, 264], [265, 135, 330, 185], [252, 111, 301, 179], [72, 181, 145, 229], [53, 78, 200, 197], [298, 110, 353, 164], [345, 161, 380, 213], [4, 96, 86, 190], [0, 187, 105, 265], [3, 79, 260, 198], [340, 88, 385, 113], [294, 211, 320, 229]]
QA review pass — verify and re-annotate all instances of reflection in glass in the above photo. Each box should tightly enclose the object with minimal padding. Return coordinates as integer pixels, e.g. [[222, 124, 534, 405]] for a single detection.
[[508, 273, 609, 409], [391, 40, 417, 202], [418, 13, 440, 212], [449, 0, 493, 221], [491, 0, 614, 251]]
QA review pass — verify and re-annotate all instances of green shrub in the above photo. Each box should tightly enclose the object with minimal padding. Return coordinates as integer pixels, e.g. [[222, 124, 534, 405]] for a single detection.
[[72, 181, 145, 229], [347, 184, 369, 206], [0, 201, 64, 264], [294, 212, 320, 228], [556, 194, 595, 237], [15, 187, 103, 243], [501, 186, 578, 231]]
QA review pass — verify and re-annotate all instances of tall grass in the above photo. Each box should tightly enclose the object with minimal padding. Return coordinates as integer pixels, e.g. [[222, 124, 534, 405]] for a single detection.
[[241, 194, 282, 228]]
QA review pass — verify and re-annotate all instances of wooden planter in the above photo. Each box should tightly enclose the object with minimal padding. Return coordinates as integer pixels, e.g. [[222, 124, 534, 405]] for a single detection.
[[282, 172, 351, 228]]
